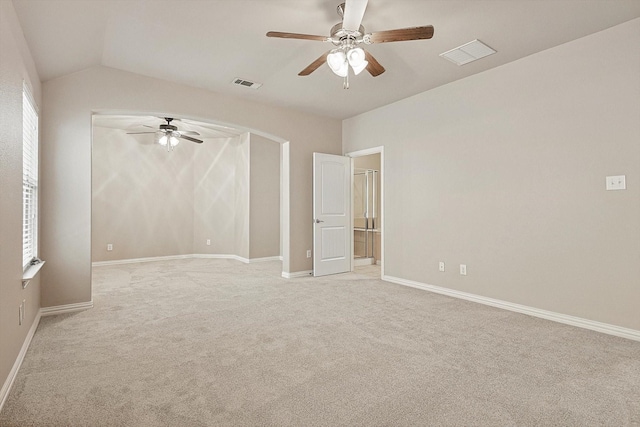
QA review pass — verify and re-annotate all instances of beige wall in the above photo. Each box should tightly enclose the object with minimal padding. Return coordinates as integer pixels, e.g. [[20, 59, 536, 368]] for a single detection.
[[41, 65, 341, 307], [92, 126, 195, 261], [193, 137, 237, 255], [234, 133, 250, 260], [92, 126, 280, 262], [343, 19, 640, 331], [249, 134, 281, 259], [0, 0, 42, 404]]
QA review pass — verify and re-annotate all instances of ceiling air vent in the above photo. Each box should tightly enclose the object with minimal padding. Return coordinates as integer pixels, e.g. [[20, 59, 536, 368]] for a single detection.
[[232, 78, 262, 89], [440, 39, 496, 66]]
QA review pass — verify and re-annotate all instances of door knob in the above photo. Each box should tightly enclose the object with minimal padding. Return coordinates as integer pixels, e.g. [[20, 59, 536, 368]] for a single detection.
[[314, 219, 324, 223]]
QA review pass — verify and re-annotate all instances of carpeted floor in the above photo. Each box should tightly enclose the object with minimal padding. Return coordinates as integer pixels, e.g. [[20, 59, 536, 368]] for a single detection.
[[1, 258, 639, 426]]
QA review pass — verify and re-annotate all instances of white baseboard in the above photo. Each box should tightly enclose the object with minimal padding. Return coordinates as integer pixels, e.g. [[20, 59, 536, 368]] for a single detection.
[[249, 256, 283, 263], [282, 270, 313, 279], [194, 254, 250, 263], [40, 300, 94, 317], [354, 257, 375, 266], [383, 275, 640, 342], [93, 254, 283, 267], [92, 254, 192, 267], [0, 310, 41, 413]]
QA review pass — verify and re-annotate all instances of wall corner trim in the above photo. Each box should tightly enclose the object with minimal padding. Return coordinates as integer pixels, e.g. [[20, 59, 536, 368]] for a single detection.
[[40, 301, 94, 317], [382, 275, 640, 342], [0, 310, 42, 413]]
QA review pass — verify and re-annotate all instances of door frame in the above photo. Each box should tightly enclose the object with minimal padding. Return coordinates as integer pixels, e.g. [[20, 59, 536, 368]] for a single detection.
[[345, 146, 384, 277]]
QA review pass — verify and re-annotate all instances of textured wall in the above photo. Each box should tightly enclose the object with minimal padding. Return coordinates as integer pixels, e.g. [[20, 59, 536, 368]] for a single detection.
[[193, 137, 237, 255], [249, 134, 281, 259], [91, 126, 195, 261], [41, 65, 341, 307], [0, 0, 42, 405], [343, 19, 640, 331]]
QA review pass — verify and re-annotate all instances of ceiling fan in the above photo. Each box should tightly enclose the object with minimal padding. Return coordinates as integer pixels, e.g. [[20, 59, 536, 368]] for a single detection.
[[126, 118, 203, 151], [267, 0, 434, 88]]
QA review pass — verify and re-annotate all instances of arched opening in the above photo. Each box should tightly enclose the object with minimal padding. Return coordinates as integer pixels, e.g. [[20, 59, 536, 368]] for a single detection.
[[90, 113, 290, 277]]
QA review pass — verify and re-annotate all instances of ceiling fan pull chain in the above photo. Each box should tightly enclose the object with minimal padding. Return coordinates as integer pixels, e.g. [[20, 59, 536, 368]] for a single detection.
[[343, 72, 349, 89]]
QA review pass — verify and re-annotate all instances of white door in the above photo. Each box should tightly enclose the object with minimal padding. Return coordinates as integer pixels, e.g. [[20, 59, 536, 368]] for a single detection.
[[313, 153, 351, 276]]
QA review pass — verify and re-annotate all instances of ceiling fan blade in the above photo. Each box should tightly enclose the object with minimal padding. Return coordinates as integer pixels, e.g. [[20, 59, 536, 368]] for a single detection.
[[299, 51, 330, 76], [342, 0, 368, 31], [180, 135, 203, 144], [142, 125, 156, 129], [266, 31, 327, 42], [365, 26, 434, 44], [126, 131, 156, 135], [179, 130, 200, 136], [364, 51, 385, 76]]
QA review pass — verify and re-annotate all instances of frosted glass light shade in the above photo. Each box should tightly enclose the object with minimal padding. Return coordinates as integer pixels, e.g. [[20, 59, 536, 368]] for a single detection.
[[327, 49, 348, 77], [347, 48, 366, 67]]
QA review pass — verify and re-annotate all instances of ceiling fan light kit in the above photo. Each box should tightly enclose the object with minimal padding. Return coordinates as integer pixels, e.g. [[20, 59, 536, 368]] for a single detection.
[[126, 117, 204, 152], [156, 133, 180, 149], [266, 0, 434, 88]]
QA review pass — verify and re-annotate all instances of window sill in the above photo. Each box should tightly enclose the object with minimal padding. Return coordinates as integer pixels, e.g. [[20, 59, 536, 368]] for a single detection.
[[22, 260, 45, 289]]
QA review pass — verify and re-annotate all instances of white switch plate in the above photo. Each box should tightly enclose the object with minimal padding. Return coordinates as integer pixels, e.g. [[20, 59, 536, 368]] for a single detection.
[[439, 261, 445, 272], [460, 264, 467, 275], [206, 239, 211, 246], [606, 175, 626, 191], [107, 244, 113, 251], [307, 250, 312, 258]]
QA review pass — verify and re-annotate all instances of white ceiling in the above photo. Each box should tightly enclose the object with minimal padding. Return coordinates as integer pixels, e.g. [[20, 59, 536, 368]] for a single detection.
[[13, 0, 640, 120]]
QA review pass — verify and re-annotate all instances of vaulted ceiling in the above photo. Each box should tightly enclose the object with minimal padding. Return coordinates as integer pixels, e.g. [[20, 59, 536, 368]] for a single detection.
[[13, 0, 640, 119]]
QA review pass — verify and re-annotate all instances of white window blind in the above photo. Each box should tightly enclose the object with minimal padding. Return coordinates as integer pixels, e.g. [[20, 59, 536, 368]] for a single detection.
[[23, 83, 39, 270]]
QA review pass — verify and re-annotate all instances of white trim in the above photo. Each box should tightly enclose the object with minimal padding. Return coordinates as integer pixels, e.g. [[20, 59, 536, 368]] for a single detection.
[[0, 310, 41, 412], [282, 270, 313, 279], [93, 253, 286, 267], [248, 256, 282, 263], [41, 301, 94, 316], [383, 275, 640, 342], [92, 254, 192, 266], [354, 257, 375, 266], [194, 254, 250, 264]]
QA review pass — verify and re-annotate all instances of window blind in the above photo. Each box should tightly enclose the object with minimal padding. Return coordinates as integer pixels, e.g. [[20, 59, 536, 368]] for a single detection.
[[23, 83, 39, 270]]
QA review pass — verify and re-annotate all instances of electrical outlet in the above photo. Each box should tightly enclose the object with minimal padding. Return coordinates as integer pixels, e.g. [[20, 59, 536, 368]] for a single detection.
[[107, 243, 113, 251], [460, 264, 467, 276], [206, 239, 211, 246], [306, 250, 312, 258], [606, 175, 626, 191], [439, 261, 445, 272]]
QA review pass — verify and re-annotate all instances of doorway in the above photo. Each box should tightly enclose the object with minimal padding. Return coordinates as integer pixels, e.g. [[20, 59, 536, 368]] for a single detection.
[[347, 147, 384, 278]]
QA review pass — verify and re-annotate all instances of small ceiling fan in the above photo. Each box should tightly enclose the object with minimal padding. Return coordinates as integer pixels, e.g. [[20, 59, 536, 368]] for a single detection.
[[267, 0, 434, 88], [127, 117, 203, 151]]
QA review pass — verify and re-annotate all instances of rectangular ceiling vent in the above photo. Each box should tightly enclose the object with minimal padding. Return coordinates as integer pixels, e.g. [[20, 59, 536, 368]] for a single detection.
[[440, 39, 496, 66], [232, 78, 262, 89]]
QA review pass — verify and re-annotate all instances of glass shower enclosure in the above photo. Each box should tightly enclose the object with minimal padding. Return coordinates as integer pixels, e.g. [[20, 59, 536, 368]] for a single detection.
[[353, 168, 379, 264]]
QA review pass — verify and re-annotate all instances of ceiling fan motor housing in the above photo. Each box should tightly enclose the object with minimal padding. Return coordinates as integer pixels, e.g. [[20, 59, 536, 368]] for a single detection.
[[159, 123, 178, 132], [330, 23, 365, 44]]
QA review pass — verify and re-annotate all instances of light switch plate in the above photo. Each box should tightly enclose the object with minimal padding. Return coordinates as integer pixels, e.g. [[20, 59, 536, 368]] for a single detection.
[[606, 175, 626, 191]]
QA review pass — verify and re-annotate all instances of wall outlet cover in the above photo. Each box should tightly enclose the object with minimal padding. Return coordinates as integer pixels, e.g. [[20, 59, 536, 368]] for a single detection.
[[606, 175, 626, 191]]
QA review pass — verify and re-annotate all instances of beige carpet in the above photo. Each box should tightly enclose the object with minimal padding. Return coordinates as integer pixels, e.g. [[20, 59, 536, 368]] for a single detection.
[[1, 258, 639, 426]]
